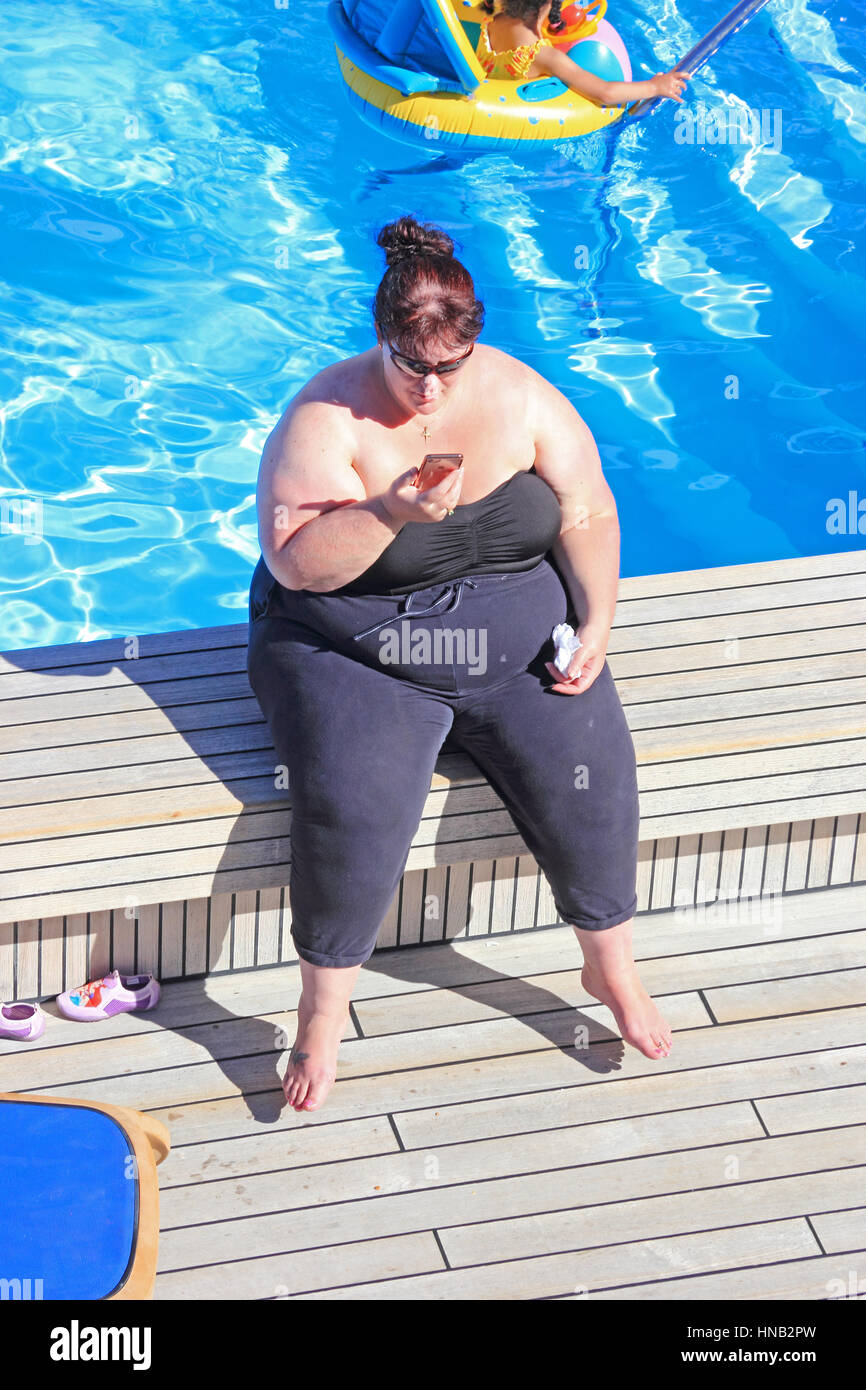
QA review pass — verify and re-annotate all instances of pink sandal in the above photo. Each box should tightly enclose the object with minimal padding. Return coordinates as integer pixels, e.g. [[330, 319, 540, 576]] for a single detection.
[[56, 970, 160, 1022], [0, 1002, 46, 1041]]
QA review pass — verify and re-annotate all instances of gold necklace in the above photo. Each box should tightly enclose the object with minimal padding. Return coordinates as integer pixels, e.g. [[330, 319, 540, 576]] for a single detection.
[[415, 381, 462, 442]]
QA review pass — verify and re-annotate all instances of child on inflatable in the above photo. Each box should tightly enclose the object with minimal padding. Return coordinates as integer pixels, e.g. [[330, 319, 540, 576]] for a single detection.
[[471, 0, 687, 105]]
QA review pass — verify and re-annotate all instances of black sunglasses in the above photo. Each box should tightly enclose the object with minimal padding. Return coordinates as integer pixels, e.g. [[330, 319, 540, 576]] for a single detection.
[[385, 339, 475, 378]]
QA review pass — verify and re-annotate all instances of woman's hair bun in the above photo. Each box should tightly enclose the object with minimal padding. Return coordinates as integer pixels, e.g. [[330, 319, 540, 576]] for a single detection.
[[377, 215, 454, 268]]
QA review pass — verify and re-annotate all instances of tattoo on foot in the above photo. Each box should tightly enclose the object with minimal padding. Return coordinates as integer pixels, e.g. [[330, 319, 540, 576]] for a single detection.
[[289, 1048, 310, 1065]]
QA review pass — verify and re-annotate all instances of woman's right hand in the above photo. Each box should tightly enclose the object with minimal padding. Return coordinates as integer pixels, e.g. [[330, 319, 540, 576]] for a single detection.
[[380, 464, 464, 524]]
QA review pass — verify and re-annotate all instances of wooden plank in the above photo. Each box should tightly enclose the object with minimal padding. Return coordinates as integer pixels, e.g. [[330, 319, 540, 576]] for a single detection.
[[15, 918, 40, 1000], [0, 674, 256, 731], [396, 1045, 866, 1152], [160, 1115, 400, 1189], [0, 696, 262, 755], [610, 622, 866, 680], [466, 860, 493, 939], [706, 968, 866, 1023], [616, 548, 866, 603], [489, 857, 517, 935], [811, 1208, 866, 1255], [785, 822, 813, 893], [740, 824, 768, 899], [256, 886, 283, 968], [649, 836, 677, 910], [615, 548, 866, 602], [0, 623, 248, 676], [613, 567, 866, 628], [0, 644, 249, 702], [763, 822, 792, 895], [155, 1232, 445, 1300], [670, 832, 700, 911], [159, 900, 185, 980], [63, 913, 88, 999], [0, 722, 274, 781], [856, 815, 866, 882], [136, 904, 160, 976], [8, 809, 288, 873], [444, 861, 472, 942], [39, 914, 64, 998], [231, 891, 257, 971], [608, 595, 866, 654], [756, 1084, 866, 1135], [808, 815, 836, 889], [574, 1251, 866, 1300], [87, 909, 112, 981], [513, 855, 540, 931], [208, 893, 233, 974], [420, 865, 449, 944], [397, 871, 425, 949], [442, 1168, 866, 1272], [299, 1218, 817, 1297], [830, 813, 860, 885], [185, 898, 209, 977], [620, 662, 866, 720], [0, 938, 10, 1002], [111, 905, 135, 979]]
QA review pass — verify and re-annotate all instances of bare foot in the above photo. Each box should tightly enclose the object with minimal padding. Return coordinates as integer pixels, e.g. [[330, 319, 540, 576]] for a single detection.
[[283, 1005, 348, 1112], [581, 962, 672, 1060]]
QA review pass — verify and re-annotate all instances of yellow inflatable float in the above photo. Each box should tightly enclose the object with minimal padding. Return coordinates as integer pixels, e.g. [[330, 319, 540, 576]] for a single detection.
[[327, 0, 634, 152]]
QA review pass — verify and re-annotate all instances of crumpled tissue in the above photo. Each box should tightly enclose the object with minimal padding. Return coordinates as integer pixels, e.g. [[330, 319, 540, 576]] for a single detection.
[[551, 621, 582, 679]]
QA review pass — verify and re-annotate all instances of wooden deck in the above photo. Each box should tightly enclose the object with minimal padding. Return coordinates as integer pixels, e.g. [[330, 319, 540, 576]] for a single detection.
[[2, 881, 864, 1300]]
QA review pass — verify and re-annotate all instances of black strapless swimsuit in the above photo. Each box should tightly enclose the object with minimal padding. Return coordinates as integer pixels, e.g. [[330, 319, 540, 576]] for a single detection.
[[331, 465, 563, 596]]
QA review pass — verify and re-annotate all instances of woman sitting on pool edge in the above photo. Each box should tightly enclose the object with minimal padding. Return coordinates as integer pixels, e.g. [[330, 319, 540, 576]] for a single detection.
[[472, 0, 687, 106]]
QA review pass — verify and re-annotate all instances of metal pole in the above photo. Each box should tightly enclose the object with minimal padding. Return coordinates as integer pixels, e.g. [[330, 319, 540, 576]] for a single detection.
[[625, 0, 772, 121]]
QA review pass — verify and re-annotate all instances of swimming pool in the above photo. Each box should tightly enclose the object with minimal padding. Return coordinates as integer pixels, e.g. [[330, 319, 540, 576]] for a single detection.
[[1, 0, 864, 650]]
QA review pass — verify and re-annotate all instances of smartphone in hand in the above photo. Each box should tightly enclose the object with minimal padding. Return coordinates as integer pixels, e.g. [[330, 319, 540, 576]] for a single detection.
[[413, 453, 463, 491]]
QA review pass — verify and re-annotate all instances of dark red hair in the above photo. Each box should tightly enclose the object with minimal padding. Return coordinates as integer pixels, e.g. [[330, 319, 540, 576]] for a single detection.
[[372, 215, 484, 356]]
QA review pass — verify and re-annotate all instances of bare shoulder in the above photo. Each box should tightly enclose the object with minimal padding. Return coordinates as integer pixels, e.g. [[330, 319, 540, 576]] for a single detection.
[[477, 343, 580, 425], [473, 342, 539, 405], [265, 356, 363, 462]]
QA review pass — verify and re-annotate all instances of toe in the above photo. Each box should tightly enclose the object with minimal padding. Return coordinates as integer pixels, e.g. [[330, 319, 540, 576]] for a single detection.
[[304, 1074, 334, 1110]]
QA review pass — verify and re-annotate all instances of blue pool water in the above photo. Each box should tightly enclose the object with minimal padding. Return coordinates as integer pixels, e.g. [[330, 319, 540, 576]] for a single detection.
[[1, 0, 864, 650]]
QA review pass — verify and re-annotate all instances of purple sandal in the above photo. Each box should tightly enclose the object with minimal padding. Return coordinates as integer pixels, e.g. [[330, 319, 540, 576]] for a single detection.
[[0, 1002, 46, 1041]]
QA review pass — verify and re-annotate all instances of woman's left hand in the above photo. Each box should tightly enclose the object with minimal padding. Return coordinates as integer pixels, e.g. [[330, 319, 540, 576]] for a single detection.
[[544, 623, 609, 695]]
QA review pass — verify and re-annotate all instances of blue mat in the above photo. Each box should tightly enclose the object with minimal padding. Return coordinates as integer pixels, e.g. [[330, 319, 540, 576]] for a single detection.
[[0, 1099, 138, 1300]]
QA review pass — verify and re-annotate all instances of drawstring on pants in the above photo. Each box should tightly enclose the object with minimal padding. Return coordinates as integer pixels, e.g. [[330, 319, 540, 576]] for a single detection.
[[352, 577, 480, 642]]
